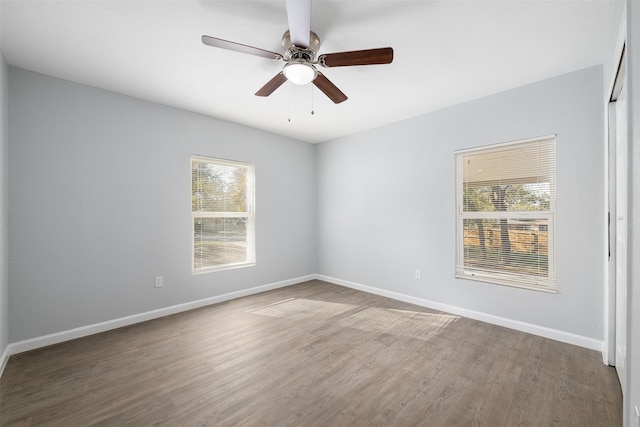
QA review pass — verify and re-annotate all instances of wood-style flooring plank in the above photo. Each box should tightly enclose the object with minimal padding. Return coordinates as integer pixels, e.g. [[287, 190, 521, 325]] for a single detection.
[[0, 280, 622, 426]]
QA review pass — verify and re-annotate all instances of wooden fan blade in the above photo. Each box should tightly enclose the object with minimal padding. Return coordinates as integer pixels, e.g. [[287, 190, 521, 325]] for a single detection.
[[318, 47, 394, 67], [255, 72, 288, 97], [202, 35, 283, 60], [313, 72, 347, 104], [286, 0, 311, 48]]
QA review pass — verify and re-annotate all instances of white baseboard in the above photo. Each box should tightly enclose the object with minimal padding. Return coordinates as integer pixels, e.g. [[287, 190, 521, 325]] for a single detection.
[[0, 344, 9, 378], [0, 272, 603, 378], [2, 274, 315, 368], [317, 275, 603, 352]]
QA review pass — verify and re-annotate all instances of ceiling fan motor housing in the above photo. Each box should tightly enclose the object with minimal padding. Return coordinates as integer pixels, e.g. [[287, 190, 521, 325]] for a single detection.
[[282, 30, 320, 62]]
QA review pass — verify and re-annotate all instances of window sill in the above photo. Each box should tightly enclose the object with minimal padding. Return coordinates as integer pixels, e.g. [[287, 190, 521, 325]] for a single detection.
[[456, 271, 557, 293], [192, 261, 256, 275]]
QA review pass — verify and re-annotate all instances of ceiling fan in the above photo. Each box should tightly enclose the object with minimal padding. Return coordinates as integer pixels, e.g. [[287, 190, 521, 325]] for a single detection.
[[201, 0, 393, 104]]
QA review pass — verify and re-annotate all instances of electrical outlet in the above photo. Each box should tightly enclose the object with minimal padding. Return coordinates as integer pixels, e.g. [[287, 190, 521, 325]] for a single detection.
[[154, 276, 163, 288], [415, 269, 421, 279]]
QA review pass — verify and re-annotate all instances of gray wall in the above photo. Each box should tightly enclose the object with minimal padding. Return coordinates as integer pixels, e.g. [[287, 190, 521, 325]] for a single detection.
[[0, 50, 8, 357], [8, 68, 317, 342], [317, 66, 605, 341]]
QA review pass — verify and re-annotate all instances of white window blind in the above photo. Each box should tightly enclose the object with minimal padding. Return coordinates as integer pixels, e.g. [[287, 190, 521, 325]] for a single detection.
[[191, 155, 255, 273], [455, 136, 556, 292]]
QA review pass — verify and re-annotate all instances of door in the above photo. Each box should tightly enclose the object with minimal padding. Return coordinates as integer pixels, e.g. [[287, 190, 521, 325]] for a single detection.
[[614, 67, 628, 393]]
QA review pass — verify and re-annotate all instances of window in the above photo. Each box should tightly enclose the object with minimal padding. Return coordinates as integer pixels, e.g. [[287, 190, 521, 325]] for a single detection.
[[455, 136, 556, 292], [191, 155, 255, 273]]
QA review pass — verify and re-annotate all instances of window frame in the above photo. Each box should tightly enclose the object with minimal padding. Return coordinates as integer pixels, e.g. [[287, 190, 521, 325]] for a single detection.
[[454, 135, 557, 292], [191, 155, 256, 274]]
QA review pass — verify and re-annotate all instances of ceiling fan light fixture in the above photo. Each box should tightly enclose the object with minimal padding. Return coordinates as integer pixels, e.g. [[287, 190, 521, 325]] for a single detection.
[[283, 62, 317, 85]]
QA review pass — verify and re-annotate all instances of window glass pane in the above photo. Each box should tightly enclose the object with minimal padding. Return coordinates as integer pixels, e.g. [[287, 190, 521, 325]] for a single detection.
[[463, 218, 549, 277], [463, 184, 550, 212], [194, 217, 248, 269], [462, 139, 554, 214], [192, 162, 247, 213]]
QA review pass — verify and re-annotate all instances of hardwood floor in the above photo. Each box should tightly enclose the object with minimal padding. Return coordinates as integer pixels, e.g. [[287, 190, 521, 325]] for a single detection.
[[0, 280, 622, 426]]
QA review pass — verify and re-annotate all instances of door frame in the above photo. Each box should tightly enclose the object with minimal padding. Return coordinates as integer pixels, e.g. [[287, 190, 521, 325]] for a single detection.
[[604, 26, 627, 367]]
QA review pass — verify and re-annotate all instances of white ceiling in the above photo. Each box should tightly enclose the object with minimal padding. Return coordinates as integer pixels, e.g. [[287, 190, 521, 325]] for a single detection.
[[0, 0, 620, 143]]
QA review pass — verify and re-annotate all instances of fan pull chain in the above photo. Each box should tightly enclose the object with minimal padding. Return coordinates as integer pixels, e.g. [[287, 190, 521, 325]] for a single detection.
[[311, 84, 315, 116], [288, 82, 292, 122]]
